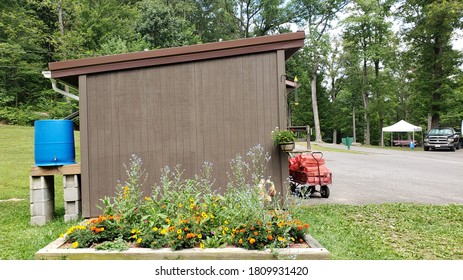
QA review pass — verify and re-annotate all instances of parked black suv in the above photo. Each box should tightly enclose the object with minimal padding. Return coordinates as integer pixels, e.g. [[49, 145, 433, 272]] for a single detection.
[[424, 127, 460, 151]]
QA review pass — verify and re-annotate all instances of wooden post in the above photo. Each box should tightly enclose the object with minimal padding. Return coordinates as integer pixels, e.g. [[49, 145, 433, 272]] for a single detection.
[[306, 125, 311, 150]]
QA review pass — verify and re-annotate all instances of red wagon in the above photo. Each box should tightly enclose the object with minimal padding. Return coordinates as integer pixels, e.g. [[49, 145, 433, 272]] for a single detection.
[[288, 152, 332, 198]]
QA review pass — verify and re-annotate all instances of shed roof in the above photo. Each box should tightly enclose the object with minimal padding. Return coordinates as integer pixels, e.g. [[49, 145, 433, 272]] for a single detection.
[[49, 31, 306, 87]]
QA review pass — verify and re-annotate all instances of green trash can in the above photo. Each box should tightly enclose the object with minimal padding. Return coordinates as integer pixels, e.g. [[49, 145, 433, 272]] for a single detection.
[[341, 137, 353, 150]]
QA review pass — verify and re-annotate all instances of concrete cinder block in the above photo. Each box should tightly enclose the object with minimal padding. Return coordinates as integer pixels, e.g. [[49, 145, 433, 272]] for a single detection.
[[65, 200, 82, 215], [63, 175, 80, 189], [30, 201, 54, 217], [30, 176, 54, 190], [30, 188, 54, 203], [31, 215, 52, 226], [64, 187, 81, 202]]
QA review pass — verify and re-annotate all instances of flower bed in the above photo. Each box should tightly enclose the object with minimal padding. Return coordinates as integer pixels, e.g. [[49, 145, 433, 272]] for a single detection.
[[35, 233, 329, 260], [36, 146, 329, 260]]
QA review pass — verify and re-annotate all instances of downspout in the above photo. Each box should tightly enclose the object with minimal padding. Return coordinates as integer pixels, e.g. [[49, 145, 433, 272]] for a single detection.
[[41, 71, 79, 101]]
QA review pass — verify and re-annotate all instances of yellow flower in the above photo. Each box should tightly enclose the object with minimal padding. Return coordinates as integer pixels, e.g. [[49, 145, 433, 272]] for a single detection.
[[201, 212, 207, 218], [178, 202, 183, 208], [165, 218, 171, 224], [137, 238, 142, 244], [160, 228, 168, 235], [177, 229, 182, 234], [224, 220, 229, 225], [189, 198, 194, 203], [249, 238, 256, 245], [210, 213, 215, 219], [178, 235, 183, 240], [200, 243, 205, 249], [190, 203, 195, 209], [152, 227, 158, 232], [59, 234, 64, 238], [144, 196, 151, 201], [71, 241, 79, 249], [197, 233, 202, 239]]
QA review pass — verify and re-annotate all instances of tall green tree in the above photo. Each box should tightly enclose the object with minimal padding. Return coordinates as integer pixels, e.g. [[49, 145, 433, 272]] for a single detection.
[[399, 0, 463, 129], [0, 0, 48, 113], [289, 0, 349, 143], [342, 0, 395, 145], [136, 0, 200, 48]]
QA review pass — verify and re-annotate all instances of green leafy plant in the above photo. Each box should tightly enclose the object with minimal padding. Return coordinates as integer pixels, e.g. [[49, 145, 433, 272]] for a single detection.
[[95, 235, 129, 251], [271, 127, 296, 145]]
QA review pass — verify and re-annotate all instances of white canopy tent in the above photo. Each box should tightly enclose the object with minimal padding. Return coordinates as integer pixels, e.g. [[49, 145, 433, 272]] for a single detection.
[[382, 120, 423, 147]]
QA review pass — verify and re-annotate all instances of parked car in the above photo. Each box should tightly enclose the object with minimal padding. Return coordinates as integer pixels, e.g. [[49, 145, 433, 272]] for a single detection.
[[424, 127, 460, 151]]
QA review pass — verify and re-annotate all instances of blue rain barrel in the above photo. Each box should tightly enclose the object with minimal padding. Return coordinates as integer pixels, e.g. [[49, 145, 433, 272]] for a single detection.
[[34, 120, 76, 166]]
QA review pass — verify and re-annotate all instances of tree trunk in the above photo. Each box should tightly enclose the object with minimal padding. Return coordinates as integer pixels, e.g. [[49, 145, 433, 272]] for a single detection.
[[375, 60, 384, 147], [311, 70, 322, 143], [431, 38, 443, 129], [332, 129, 337, 144], [352, 107, 356, 143], [362, 57, 370, 145]]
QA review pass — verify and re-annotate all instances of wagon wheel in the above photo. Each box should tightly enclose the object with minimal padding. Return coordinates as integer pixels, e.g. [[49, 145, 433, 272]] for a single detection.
[[290, 182, 297, 194], [320, 185, 330, 198]]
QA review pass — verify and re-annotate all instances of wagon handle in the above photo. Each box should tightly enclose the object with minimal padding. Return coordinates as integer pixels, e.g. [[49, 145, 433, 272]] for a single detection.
[[310, 151, 323, 160], [311, 152, 323, 187]]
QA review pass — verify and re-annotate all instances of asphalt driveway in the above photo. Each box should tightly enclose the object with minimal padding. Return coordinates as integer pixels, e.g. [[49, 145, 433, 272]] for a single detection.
[[295, 143, 463, 205]]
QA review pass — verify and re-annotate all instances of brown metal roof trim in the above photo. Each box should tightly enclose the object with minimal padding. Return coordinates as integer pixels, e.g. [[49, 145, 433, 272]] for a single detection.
[[49, 31, 306, 87]]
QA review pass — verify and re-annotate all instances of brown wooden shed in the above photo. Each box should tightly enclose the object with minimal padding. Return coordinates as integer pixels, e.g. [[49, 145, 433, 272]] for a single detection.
[[47, 31, 306, 217]]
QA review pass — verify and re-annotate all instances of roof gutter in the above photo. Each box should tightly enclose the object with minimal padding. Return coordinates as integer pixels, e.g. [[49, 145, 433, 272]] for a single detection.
[[41, 71, 79, 101]]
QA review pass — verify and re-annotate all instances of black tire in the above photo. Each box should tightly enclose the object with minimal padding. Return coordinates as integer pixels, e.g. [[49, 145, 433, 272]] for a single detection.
[[290, 182, 297, 194], [424, 146, 430, 151], [320, 185, 330, 198], [450, 145, 456, 151]]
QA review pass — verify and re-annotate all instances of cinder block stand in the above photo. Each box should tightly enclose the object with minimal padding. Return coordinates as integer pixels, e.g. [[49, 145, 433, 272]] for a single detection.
[[29, 164, 81, 226]]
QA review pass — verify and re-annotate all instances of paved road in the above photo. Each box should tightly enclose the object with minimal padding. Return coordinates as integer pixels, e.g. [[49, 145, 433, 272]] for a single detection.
[[294, 143, 463, 205]]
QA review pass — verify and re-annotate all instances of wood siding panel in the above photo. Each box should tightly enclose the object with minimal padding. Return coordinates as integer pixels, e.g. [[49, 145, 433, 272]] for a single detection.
[[83, 52, 286, 217]]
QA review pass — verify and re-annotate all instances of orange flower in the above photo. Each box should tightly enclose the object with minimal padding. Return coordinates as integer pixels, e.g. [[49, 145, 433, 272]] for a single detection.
[[297, 225, 303, 230], [304, 224, 309, 229], [254, 231, 258, 236], [249, 238, 256, 245], [238, 238, 243, 245], [268, 235, 273, 241], [186, 233, 195, 239], [250, 226, 255, 231], [299, 238, 304, 243]]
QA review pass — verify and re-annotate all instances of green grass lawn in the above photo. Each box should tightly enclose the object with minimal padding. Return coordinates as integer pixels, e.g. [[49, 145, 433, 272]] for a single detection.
[[0, 125, 462, 259], [0, 124, 80, 259]]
